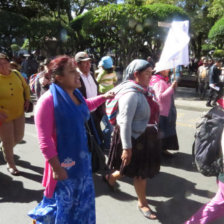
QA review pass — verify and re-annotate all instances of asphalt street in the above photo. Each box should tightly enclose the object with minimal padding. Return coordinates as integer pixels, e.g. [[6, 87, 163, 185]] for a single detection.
[[0, 87, 223, 224]]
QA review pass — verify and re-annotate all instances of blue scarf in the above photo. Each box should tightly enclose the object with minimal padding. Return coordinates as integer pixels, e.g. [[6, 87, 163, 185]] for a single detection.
[[50, 83, 90, 178]]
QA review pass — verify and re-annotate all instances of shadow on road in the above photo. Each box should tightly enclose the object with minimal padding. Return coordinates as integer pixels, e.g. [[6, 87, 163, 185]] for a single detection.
[[147, 171, 215, 224], [15, 155, 44, 175], [0, 153, 44, 184], [93, 174, 137, 201], [162, 152, 197, 172], [0, 172, 43, 203], [94, 165, 215, 224]]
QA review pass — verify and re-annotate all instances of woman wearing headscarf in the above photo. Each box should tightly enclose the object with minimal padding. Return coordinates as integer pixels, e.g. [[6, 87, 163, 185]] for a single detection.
[[105, 59, 161, 220], [149, 63, 179, 155], [28, 56, 114, 224]]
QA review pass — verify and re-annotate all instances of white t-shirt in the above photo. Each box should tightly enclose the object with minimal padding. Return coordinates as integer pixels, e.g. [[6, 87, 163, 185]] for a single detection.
[[79, 71, 98, 99]]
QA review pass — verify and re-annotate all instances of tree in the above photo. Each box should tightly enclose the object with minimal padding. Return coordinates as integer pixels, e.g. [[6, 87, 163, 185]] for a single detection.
[[213, 49, 224, 58], [124, 0, 144, 5], [145, 0, 178, 4], [26, 18, 76, 56], [71, 3, 187, 67], [208, 16, 224, 49], [208, 0, 224, 19], [0, 10, 29, 55], [71, 0, 117, 17]]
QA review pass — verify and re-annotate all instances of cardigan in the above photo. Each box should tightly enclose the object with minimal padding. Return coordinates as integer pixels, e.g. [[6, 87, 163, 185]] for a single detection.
[[152, 79, 174, 117], [35, 90, 106, 198], [117, 91, 150, 149], [0, 70, 30, 122]]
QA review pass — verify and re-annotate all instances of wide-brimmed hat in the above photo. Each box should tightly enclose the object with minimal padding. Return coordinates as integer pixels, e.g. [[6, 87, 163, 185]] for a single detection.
[[0, 53, 9, 61], [75, 51, 91, 63]]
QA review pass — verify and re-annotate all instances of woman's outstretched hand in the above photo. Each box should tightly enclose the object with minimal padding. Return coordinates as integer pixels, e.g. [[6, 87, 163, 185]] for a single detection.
[[103, 91, 115, 99]]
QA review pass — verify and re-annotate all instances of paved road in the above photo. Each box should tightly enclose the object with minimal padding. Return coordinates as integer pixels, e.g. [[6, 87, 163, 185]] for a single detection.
[[0, 87, 223, 224]]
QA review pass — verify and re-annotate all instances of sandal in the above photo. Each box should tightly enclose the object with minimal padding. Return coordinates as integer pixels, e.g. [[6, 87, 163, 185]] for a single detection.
[[137, 205, 157, 220], [7, 167, 20, 176], [102, 174, 117, 192]]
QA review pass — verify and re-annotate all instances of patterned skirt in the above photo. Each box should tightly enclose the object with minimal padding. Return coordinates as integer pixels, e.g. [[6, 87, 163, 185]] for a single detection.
[[28, 174, 95, 224], [107, 125, 161, 179]]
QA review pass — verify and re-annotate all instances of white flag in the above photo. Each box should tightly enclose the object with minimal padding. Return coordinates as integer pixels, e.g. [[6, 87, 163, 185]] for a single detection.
[[155, 20, 190, 72]]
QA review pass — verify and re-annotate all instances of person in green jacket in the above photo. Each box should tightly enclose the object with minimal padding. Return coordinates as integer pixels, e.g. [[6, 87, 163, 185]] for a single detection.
[[96, 56, 117, 94], [95, 56, 117, 150]]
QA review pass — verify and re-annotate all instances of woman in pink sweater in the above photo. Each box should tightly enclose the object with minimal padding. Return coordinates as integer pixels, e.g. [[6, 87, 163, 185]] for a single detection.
[[150, 65, 179, 155], [28, 56, 113, 224]]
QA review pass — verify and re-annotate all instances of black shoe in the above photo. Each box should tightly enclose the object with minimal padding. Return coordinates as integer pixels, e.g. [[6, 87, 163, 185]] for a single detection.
[[206, 102, 212, 107]]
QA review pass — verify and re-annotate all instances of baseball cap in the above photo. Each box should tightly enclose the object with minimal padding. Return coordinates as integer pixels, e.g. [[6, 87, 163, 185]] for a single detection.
[[75, 51, 91, 63], [99, 56, 113, 69]]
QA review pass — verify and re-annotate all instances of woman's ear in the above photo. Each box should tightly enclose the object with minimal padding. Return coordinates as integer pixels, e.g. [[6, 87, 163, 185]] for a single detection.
[[133, 71, 139, 80], [55, 74, 63, 84]]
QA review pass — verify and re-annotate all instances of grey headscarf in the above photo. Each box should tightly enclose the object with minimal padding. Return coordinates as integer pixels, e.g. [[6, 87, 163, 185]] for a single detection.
[[124, 59, 152, 80]]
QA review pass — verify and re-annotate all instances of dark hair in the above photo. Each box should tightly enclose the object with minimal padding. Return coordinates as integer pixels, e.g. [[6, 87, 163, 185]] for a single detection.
[[137, 62, 153, 73], [213, 58, 222, 63], [48, 55, 73, 83], [104, 67, 114, 73]]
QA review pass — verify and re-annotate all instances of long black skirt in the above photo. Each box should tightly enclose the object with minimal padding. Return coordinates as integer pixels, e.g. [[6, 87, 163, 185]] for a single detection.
[[107, 125, 161, 179], [159, 96, 179, 151]]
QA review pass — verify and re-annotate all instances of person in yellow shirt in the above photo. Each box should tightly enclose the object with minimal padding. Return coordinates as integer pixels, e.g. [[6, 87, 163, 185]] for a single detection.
[[0, 53, 30, 175]]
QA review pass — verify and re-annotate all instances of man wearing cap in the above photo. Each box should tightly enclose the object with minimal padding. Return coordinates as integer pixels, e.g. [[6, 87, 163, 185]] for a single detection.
[[75, 51, 104, 147], [75, 52, 98, 99]]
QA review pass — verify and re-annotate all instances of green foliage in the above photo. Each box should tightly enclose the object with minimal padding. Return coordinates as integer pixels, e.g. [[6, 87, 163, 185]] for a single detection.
[[27, 18, 75, 51], [201, 43, 215, 52], [208, 0, 224, 19], [11, 44, 20, 52], [201, 43, 216, 55], [208, 17, 224, 48], [71, 0, 117, 16], [213, 49, 224, 58], [0, 10, 29, 53], [124, 0, 144, 5], [145, 0, 178, 4], [21, 39, 29, 50], [71, 3, 187, 65]]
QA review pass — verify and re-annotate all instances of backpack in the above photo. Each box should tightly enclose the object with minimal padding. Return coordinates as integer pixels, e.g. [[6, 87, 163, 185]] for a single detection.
[[192, 106, 224, 176]]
